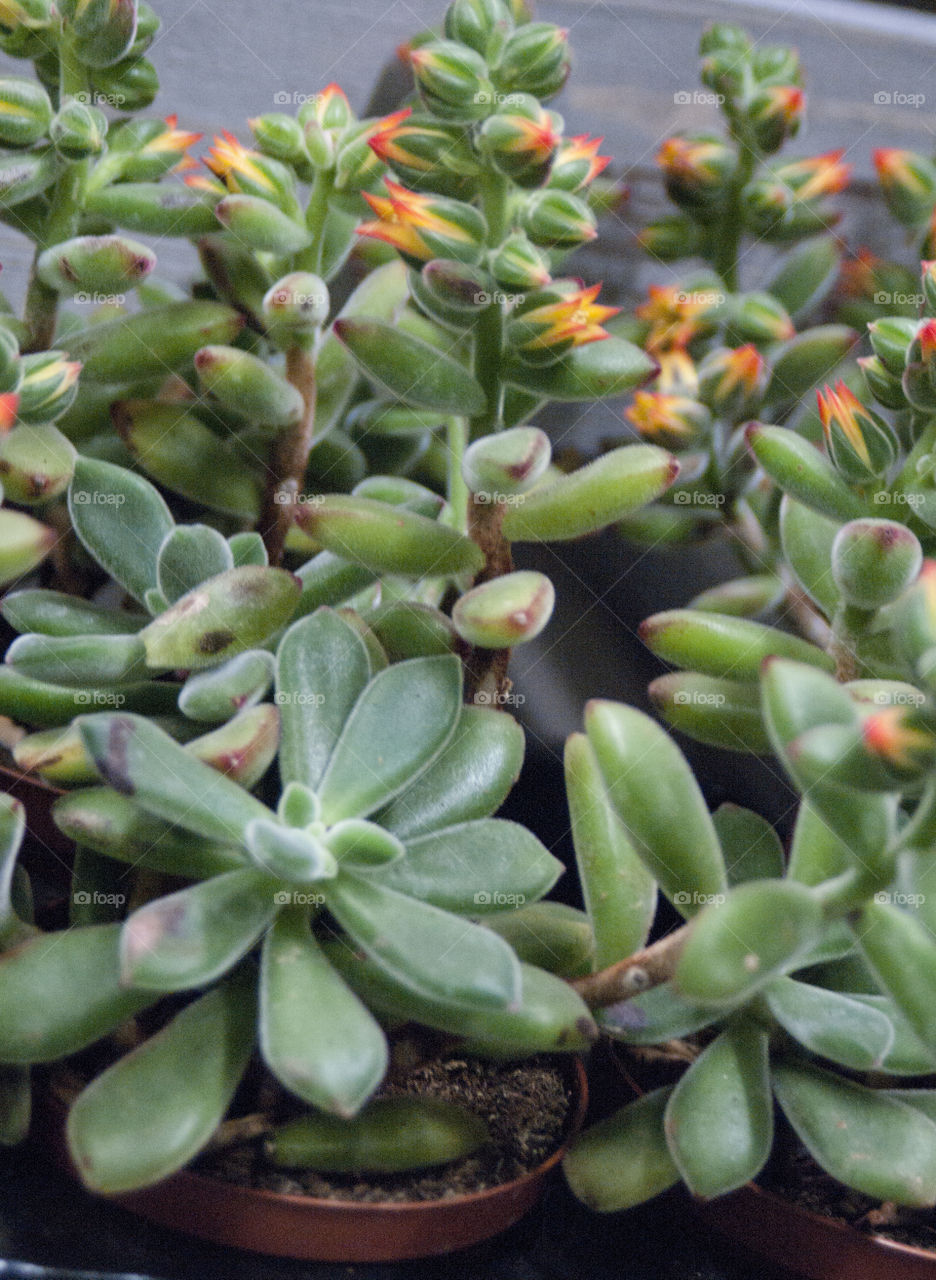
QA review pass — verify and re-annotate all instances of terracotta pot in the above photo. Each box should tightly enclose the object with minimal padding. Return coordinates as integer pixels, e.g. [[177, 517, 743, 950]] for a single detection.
[[694, 1171, 936, 1280], [40, 1057, 587, 1262]]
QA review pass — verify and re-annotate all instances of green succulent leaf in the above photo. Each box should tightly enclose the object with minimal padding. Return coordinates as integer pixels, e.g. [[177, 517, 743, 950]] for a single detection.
[[178, 649, 276, 723], [664, 1024, 772, 1199], [244, 818, 337, 884], [334, 317, 486, 415], [853, 900, 936, 1055], [565, 732, 656, 967], [66, 968, 256, 1195], [324, 873, 522, 1013], [0, 924, 155, 1064], [765, 978, 895, 1071], [714, 804, 785, 886], [276, 609, 372, 792], [563, 1088, 679, 1213], [779, 496, 840, 618], [772, 1059, 936, 1208], [505, 336, 657, 402], [259, 909, 387, 1117], [675, 880, 824, 1005], [2, 589, 146, 638], [119, 867, 278, 992], [482, 903, 595, 979], [4, 632, 148, 686], [373, 818, 561, 912], [68, 456, 174, 606], [598, 982, 727, 1046], [78, 713, 272, 844], [376, 705, 524, 840], [318, 655, 462, 824], [156, 524, 233, 605]]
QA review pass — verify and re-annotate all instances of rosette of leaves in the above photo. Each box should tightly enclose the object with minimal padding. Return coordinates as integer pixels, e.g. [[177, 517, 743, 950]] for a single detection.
[[561, 663, 936, 1213], [0, 606, 595, 1193]]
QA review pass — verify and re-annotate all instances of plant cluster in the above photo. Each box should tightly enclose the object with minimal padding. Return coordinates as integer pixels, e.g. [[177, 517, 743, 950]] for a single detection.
[[3, 0, 936, 1238]]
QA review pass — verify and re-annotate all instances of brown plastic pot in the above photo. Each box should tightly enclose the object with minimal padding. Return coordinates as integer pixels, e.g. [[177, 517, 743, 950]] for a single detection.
[[41, 1056, 587, 1262], [693, 1170, 936, 1279]]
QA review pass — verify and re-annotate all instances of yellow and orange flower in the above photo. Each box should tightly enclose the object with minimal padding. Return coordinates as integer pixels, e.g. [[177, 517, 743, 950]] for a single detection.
[[517, 283, 619, 352], [635, 283, 714, 355], [874, 148, 928, 194], [777, 150, 851, 201], [146, 113, 201, 160], [357, 178, 483, 264], [204, 131, 276, 195], [626, 389, 707, 443], [556, 134, 610, 187], [817, 381, 874, 467]]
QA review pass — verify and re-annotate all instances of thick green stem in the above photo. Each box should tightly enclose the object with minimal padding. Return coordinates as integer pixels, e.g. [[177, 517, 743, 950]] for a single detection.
[[712, 145, 756, 292], [469, 171, 510, 439], [297, 168, 333, 276], [446, 414, 469, 533], [23, 26, 89, 351]]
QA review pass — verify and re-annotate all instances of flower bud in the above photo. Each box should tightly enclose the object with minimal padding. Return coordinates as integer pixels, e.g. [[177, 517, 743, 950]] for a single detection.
[[774, 150, 851, 202], [358, 179, 486, 267], [923, 260, 936, 316], [411, 258, 492, 328], [115, 112, 201, 182], [215, 193, 310, 254], [902, 319, 936, 409], [0, 148, 58, 208], [248, 112, 307, 164], [817, 380, 897, 483], [367, 110, 478, 198], [494, 22, 570, 99], [868, 315, 918, 376], [744, 84, 803, 154], [546, 133, 609, 193], [36, 233, 155, 296], [856, 708, 936, 783], [331, 119, 388, 207], [443, 0, 513, 57], [698, 22, 750, 55], [262, 272, 329, 336], [477, 95, 561, 188], [15, 352, 81, 422], [0, 327, 20, 395], [874, 148, 936, 228], [92, 55, 159, 110], [71, 0, 138, 68], [700, 49, 745, 100], [726, 291, 794, 344], [488, 231, 551, 290], [0, 421, 76, 504], [463, 426, 551, 496], [128, 0, 157, 55], [741, 176, 792, 236], [194, 345, 304, 430], [831, 518, 922, 610], [408, 40, 493, 122], [85, 180, 218, 236], [625, 389, 710, 448], [636, 215, 702, 262], [0, 0, 53, 34], [697, 345, 766, 421], [858, 355, 907, 412], [0, 75, 50, 145], [453, 570, 555, 648], [656, 135, 735, 216], [507, 281, 618, 365], [520, 188, 596, 248], [50, 96, 107, 158], [750, 44, 801, 86], [0, 507, 55, 587], [298, 82, 353, 133], [204, 131, 298, 212]]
